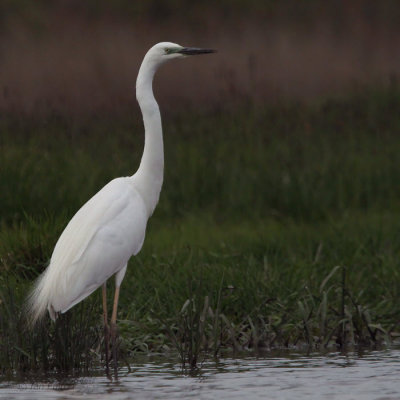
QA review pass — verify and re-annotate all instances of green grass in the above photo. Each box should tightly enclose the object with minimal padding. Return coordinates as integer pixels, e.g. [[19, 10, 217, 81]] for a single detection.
[[1, 86, 400, 373]]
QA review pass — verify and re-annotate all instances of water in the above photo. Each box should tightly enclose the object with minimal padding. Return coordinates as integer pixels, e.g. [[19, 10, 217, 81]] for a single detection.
[[1, 348, 399, 399]]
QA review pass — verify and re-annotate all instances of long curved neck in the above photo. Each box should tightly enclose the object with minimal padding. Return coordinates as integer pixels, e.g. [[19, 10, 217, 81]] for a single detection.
[[133, 55, 164, 216]]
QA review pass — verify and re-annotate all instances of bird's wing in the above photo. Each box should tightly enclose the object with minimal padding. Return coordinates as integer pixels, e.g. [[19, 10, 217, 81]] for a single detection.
[[48, 177, 148, 312]]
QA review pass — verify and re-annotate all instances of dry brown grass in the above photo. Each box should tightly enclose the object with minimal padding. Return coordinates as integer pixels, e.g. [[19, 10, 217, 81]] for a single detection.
[[1, 5, 400, 117]]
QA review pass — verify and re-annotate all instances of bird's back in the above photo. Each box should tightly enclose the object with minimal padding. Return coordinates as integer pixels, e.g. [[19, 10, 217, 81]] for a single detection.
[[27, 177, 148, 323]]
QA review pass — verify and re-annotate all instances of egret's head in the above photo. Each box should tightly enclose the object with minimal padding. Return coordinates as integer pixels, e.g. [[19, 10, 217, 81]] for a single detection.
[[147, 42, 215, 64], [137, 42, 215, 95]]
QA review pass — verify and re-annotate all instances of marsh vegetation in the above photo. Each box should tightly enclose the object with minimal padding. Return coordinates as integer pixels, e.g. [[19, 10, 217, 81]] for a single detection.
[[1, 86, 400, 373]]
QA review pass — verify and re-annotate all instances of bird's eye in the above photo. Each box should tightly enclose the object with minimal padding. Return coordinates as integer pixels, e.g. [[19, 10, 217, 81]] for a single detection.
[[164, 48, 172, 55]]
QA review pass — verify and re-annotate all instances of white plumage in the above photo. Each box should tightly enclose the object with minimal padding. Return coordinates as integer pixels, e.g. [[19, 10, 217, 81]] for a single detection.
[[29, 178, 148, 322], [26, 42, 214, 373]]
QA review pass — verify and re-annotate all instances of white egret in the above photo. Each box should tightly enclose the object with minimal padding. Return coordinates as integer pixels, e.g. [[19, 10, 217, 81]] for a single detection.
[[27, 42, 215, 375]]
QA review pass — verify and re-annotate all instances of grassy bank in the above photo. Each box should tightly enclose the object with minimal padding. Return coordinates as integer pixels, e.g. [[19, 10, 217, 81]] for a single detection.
[[1, 87, 400, 373]]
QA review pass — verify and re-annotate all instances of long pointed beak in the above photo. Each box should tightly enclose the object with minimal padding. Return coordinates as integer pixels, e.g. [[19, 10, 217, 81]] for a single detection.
[[178, 47, 216, 55]]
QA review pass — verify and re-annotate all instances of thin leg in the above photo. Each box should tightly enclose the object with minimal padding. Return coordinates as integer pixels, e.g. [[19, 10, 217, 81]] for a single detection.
[[110, 265, 127, 379], [111, 285, 121, 379], [102, 283, 110, 376]]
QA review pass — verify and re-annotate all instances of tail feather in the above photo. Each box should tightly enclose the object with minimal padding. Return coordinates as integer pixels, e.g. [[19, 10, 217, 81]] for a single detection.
[[26, 269, 55, 328]]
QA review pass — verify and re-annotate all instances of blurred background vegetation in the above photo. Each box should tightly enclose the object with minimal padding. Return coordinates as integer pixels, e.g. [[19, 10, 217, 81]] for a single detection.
[[1, 0, 400, 116], [1, 0, 400, 373]]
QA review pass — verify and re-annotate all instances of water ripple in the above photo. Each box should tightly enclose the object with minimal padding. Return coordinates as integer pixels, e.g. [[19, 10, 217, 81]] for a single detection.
[[1, 347, 400, 399]]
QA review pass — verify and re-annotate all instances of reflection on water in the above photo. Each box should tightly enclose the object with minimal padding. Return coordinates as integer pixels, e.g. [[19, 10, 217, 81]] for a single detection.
[[1, 347, 400, 400]]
